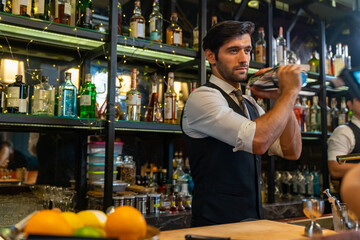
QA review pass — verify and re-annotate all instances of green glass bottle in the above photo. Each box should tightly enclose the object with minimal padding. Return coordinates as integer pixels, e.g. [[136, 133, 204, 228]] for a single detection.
[[308, 51, 319, 73], [79, 73, 96, 118]]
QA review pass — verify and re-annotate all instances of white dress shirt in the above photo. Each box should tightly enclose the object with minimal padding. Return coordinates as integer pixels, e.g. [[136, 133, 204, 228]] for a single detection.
[[328, 116, 360, 161], [182, 74, 283, 156]]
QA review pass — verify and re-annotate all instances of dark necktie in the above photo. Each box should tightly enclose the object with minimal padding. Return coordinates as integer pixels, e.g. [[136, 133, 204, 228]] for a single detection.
[[233, 89, 248, 117]]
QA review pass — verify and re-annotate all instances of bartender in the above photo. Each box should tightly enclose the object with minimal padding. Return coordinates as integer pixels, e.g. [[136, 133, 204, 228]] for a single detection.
[[181, 20, 303, 227], [327, 93, 360, 187]]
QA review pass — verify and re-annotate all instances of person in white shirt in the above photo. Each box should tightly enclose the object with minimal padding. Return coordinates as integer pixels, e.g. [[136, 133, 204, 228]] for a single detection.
[[181, 20, 303, 227], [327, 94, 360, 179]]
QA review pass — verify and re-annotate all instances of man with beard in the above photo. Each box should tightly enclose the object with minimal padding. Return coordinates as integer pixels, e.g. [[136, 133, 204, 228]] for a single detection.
[[181, 21, 303, 227]]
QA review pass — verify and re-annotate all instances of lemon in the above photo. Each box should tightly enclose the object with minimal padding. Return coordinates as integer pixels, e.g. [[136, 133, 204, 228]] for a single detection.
[[61, 212, 85, 231], [77, 210, 107, 229], [73, 226, 106, 238]]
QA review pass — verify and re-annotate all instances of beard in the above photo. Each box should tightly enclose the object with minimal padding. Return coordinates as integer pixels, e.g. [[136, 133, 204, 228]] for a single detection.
[[216, 60, 248, 83]]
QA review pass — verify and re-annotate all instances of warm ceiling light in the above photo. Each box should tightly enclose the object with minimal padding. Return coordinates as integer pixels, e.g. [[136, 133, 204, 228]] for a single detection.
[[248, 0, 259, 9]]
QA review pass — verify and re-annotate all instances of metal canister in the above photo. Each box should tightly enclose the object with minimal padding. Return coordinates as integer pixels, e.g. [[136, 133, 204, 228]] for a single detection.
[[136, 194, 147, 214], [123, 195, 135, 207], [113, 196, 125, 207], [148, 193, 161, 213]]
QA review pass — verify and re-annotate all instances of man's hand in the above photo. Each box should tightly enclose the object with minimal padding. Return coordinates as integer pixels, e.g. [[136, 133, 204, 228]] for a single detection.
[[277, 64, 304, 95]]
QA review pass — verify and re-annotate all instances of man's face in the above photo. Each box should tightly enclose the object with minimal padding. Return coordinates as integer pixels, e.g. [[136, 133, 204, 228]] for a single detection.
[[206, 34, 252, 88], [348, 98, 360, 118]]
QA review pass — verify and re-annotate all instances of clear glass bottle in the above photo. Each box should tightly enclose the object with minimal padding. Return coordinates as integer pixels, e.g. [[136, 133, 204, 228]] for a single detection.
[[33, 0, 50, 20], [164, 72, 177, 124], [79, 73, 96, 118], [330, 98, 339, 131], [145, 81, 162, 122], [77, 0, 93, 29], [192, 14, 199, 51], [58, 72, 77, 117], [149, 0, 162, 42], [305, 165, 314, 197], [255, 27, 266, 64], [326, 45, 334, 76], [275, 26, 287, 65], [300, 97, 309, 132], [333, 43, 345, 76], [166, 12, 182, 46], [6, 75, 28, 114], [343, 44, 351, 70], [126, 68, 141, 121], [312, 166, 321, 198], [32, 76, 55, 116], [54, 0, 71, 25], [308, 51, 319, 73], [338, 97, 348, 125], [310, 96, 321, 132], [129, 0, 145, 39]]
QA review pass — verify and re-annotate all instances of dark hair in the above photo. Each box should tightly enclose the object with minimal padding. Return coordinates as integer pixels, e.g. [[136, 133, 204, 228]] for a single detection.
[[202, 20, 255, 58]]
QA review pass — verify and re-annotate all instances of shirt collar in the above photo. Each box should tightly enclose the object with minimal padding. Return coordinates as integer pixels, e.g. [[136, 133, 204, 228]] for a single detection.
[[209, 74, 242, 95], [351, 116, 360, 128]]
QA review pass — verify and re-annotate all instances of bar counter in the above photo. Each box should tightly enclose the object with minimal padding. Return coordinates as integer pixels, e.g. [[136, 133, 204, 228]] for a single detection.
[[159, 220, 336, 240]]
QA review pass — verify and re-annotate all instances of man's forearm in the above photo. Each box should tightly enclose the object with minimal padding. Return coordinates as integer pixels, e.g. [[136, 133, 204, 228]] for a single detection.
[[279, 112, 302, 160]]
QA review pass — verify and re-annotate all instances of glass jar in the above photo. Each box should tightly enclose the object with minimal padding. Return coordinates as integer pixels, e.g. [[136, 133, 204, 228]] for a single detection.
[[120, 156, 136, 185]]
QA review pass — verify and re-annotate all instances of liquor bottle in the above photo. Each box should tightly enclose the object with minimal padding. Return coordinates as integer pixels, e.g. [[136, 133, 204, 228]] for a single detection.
[[145, 81, 163, 122], [166, 12, 182, 46], [326, 45, 333, 76], [312, 166, 321, 198], [211, 15, 217, 27], [5, 0, 11, 12], [333, 43, 345, 76], [308, 51, 319, 73], [79, 73, 96, 118], [126, 68, 141, 121], [149, 0, 162, 42], [338, 97, 348, 125], [58, 72, 77, 117], [117, 0, 122, 35], [305, 165, 314, 197], [330, 98, 339, 131], [275, 26, 287, 65], [326, 97, 332, 133], [164, 72, 177, 124], [129, 0, 145, 39], [293, 97, 301, 130], [310, 96, 321, 132], [343, 44, 351, 70], [255, 27, 266, 64], [6, 75, 28, 114], [55, 0, 71, 25], [77, 0, 93, 29], [0, 83, 5, 113], [192, 15, 199, 51], [32, 76, 55, 116], [33, 0, 50, 20], [300, 97, 309, 132]]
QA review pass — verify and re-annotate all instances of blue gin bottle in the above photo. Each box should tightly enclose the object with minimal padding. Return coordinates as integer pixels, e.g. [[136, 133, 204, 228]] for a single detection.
[[58, 72, 77, 117]]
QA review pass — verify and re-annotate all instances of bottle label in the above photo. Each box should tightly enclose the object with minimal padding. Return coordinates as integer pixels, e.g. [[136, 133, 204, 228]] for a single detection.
[[164, 97, 173, 120], [137, 22, 145, 38], [193, 30, 199, 46], [64, 2, 71, 16], [276, 46, 284, 64], [34, 0, 45, 14], [255, 45, 265, 63], [59, 89, 75, 116], [150, 17, 156, 33], [7, 99, 27, 112], [80, 95, 91, 106], [154, 203, 160, 207], [7, 87, 20, 99], [126, 94, 141, 105], [333, 58, 345, 76], [34, 89, 49, 100], [130, 21, 138, 38], [339, 114, 346, 125], [173, 32, 181, 45]]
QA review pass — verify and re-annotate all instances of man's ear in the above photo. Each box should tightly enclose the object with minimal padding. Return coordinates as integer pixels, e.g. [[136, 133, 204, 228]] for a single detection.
[[205, 49, 216, 65], [347, 100, 353, 111]]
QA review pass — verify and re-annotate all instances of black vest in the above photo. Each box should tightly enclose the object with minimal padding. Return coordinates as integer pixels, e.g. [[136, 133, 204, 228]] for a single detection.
[[347, 121, 360, 159], [182, 82, 263, 227]]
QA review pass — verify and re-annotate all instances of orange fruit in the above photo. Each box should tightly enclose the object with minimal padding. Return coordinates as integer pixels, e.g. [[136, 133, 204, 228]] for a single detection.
[[24, 210, 73, 237], [105, 206, 147, 240]]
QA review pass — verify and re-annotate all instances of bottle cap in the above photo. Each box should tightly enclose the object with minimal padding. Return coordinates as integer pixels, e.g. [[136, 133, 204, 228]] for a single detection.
[[65, 72, 72, 78], [168, 72, 174, 78]]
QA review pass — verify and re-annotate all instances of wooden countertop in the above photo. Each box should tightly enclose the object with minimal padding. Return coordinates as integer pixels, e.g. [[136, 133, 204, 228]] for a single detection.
[[160, 220, 336, 240]]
